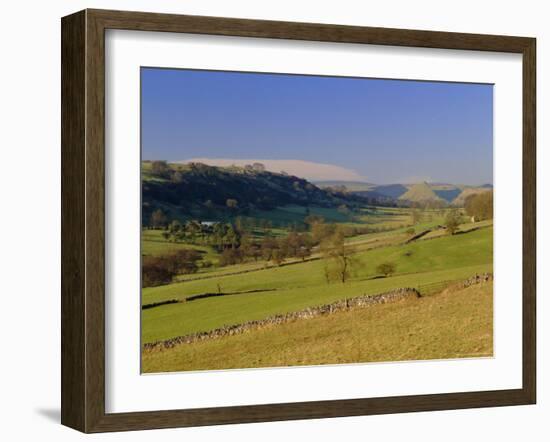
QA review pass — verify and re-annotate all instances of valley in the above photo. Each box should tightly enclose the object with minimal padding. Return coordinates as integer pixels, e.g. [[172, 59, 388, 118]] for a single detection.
[[141, 161, 493, 372]]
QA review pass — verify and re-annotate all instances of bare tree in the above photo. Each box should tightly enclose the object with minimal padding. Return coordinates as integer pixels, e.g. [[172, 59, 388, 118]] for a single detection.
[[321, 229, 357, 283]]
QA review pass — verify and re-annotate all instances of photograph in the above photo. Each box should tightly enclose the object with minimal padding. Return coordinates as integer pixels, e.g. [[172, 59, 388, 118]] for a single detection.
[[140, 67, 494, 374]]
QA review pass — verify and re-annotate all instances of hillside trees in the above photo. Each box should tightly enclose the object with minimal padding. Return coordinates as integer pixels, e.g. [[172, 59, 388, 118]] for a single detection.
[[142, 162, 356, 219], [151, 160, 170, 177], [312, 223, 334, 244], [226, 198, 238, 209], [150, 209, 167, 228], [142, 249, 202, 287], [142, 260, 175, 287], [464, 192, 493, 221], [252, 162, 265, 172], [171, 170, 184, 183], [259, 233, 312, 266]]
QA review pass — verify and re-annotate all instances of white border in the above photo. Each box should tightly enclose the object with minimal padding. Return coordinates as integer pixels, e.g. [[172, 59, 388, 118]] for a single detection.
[[105, 30, 523, 413]]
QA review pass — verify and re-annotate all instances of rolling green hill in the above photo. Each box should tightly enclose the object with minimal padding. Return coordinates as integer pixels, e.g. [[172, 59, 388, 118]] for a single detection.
[[142, 161, 364, 225], [142, 226, 493, 343]]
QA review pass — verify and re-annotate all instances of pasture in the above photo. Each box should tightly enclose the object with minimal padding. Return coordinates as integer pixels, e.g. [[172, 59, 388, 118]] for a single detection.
[[142, 282, 493, 372], [142, 224, 492, 343]]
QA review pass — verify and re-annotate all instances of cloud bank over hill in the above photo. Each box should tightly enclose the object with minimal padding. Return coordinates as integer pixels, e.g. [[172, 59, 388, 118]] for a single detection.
[[180, 158, 366, 182]]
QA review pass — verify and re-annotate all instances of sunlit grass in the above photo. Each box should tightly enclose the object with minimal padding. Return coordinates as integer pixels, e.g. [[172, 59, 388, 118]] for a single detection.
[[142, 283, 493, 373]]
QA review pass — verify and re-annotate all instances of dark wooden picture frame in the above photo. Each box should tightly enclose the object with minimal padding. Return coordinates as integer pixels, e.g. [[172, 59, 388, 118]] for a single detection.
[[61, 9, 536, 433]]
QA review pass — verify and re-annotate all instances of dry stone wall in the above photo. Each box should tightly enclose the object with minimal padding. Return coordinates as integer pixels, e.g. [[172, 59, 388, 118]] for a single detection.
[[143, 287, 421, 351], [143, 273, 493, 352]]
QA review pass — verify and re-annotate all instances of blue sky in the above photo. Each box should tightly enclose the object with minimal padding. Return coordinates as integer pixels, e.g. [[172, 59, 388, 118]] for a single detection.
[[141, 68, 493, 185]]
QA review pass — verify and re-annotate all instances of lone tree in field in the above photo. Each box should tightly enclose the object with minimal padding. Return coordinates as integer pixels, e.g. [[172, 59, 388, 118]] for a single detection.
[[376, 262, 396, 277], [445, 209, 462, 235], [321, 228, 356, 284]]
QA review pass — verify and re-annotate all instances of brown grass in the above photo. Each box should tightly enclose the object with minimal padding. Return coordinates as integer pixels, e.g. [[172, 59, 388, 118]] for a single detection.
[[142, 282, 493, 373]]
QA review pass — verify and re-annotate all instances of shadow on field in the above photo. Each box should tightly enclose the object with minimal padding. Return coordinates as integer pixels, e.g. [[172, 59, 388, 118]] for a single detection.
[[185, 288, 278, 302]]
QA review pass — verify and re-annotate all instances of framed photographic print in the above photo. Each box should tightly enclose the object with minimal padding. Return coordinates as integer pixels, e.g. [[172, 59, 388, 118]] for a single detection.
[[61, 9, 536, 433]]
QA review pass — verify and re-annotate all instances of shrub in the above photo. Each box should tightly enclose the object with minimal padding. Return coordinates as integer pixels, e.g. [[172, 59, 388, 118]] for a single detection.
[[142, 249, 203, 287], [445, 209, 462, 235], [142, 258, 176, 287], [376, 262, 396, 277], [464, 191, 493, 221], [219, 248, 243, 266], [151, 160, 170, 177]]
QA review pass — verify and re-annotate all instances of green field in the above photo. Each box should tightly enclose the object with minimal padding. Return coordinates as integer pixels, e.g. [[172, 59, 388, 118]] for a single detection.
[[142, 230, 216, 257], [141, 194, 493, 373], [142, 224, 492, 343], [142, 282, 493, 372]]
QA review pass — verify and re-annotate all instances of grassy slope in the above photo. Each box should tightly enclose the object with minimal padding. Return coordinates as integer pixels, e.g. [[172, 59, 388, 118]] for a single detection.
[[250, 205, 416, 229], [399, 182, 443, 202], [142, 282, 493, 373], [142, 162, 348, 225], [142, 206, 442, 280], [142, 227, 492, 342], [249, 204, 352, 225]]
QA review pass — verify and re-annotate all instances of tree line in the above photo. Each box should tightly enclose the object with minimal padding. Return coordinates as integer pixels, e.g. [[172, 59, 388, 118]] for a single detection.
[[142, 249, 203, 287], [464, 191, 493, 221]]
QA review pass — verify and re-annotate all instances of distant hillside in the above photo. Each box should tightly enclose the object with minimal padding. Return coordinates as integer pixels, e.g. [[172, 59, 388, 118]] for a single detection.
[[452, 187, 492, 206], [371, 184, 409, 199], [430, 184, 463, 203], [315, 181, 407, 204], [398, 182, 444, 203], [314, 181, 375, 192], [142, 161, 358, 223], [181, 158, 365, 182]]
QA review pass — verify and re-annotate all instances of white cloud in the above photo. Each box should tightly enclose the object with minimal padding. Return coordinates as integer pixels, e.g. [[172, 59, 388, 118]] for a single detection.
[[180, 158, 366, 182]]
